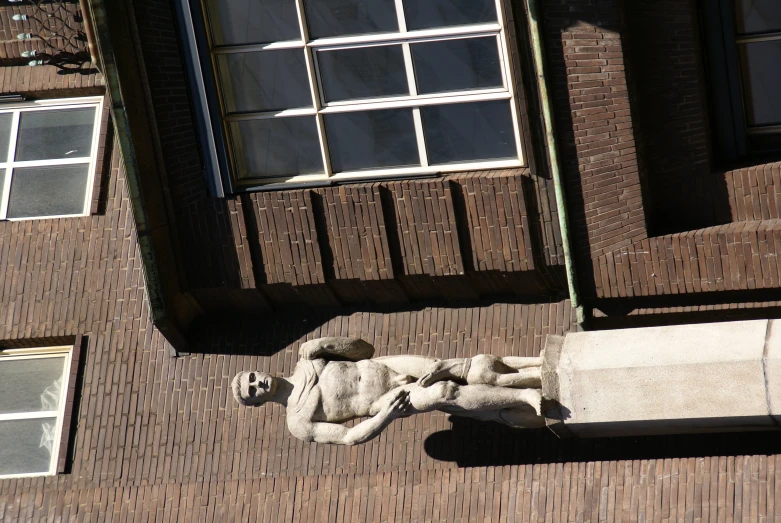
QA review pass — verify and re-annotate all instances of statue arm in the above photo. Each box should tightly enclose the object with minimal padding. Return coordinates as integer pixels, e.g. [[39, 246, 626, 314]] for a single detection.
[[291, 390, 410, 445], [298, 337, 376, 361]]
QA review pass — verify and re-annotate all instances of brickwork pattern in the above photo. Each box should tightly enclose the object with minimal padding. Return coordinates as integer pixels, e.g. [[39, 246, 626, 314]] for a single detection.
[[5, 456, 781, 522]]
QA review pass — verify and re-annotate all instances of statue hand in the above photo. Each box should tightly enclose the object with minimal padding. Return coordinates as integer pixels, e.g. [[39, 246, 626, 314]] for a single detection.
[[418, 361, 447, 387], [383, 390, 412, 419]]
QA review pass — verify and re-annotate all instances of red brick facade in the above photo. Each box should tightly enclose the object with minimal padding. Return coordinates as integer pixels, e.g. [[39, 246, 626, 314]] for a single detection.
[[3, 0, 781, 520]]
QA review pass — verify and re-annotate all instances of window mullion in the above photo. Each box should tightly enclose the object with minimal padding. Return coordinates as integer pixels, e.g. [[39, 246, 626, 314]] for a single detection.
[[294, 0, 332, 177], [402, 43, 417, 96], [0, 410, 60, 421], [0, 110, 20, 220], [495, 0, 524, 164], [412, 108, 428, 167], [394, 0, 407, 32]]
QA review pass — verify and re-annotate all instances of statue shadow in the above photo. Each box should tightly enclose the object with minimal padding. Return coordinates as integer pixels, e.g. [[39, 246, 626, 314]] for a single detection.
[[424, 416, 781, 467]]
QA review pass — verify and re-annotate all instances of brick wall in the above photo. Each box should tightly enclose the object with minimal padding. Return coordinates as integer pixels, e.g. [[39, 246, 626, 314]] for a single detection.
[[1, 147, 780, 519]]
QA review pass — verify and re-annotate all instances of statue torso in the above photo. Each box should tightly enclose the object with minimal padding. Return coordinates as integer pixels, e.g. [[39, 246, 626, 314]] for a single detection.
[[289, 359, 398, 424]]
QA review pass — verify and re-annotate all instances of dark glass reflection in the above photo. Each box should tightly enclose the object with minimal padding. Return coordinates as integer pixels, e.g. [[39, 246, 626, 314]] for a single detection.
[[0, 113, 12, 161], [231, 117, 323, 178], [7, 164, 90, 218], [205, 0, 300, 44], [325, 109, 419, 171], [217, 50, 311, 113], [304, 0, 397, 38], [318, 45, 408, 102], [739, 41, 781, 126], [422, 101, 517, 164], [412, 37, 502, 94], [16, 108, 95, 161], [403, 0, 496, 31], [736, 0, 781, 34]]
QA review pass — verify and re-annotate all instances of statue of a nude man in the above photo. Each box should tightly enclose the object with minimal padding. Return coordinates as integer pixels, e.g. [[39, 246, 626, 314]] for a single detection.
[[232, 337, 545, 445]]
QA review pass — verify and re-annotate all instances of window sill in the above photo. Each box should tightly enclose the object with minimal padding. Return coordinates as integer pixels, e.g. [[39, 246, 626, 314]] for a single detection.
[[232, 158, 525, 193]]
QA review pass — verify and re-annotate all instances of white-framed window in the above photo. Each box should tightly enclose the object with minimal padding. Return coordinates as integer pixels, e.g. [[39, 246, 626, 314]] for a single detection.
[[0, 346, 73, 479], [201, 0, 525, 186], [0, 96, 103, 220]]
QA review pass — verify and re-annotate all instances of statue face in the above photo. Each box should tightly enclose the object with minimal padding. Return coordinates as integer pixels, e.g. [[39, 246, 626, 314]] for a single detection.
[[233, 371, 276, 406]]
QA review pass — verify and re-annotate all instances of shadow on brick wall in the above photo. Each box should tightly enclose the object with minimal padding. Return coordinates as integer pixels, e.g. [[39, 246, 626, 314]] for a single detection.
[[425, 416, 781, 466], [620, 0, 734, 234]]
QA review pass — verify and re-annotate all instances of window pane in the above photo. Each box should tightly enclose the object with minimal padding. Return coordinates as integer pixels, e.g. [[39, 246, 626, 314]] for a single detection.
[[0, 357, 66, 414], [217, 50, 311, 113], [325, 109, 419, 171], [304, 0, 397, 38], [205, 0, 300, 45], [230, 117, 323, 178], [0, 418, 56, 476], [412, 37, 502, 95], [736, 0, 781, 34], [739, 41, 781, 126], [422, 100, 517, 164], [7, 165, 90, 219], [318, 45, 408, 102], [403, 0, 496, 30], [0, 113, 12, 161], [16, 108, 95, 162]]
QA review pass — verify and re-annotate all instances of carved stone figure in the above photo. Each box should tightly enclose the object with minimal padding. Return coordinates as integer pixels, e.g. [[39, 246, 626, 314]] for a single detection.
[[232, 337, 545, 445]]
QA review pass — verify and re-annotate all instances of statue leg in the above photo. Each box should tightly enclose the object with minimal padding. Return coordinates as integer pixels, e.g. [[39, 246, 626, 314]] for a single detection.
[[371, 382, 542, 417], [467, 355, 542, 389], [500, 356, 544, 369]]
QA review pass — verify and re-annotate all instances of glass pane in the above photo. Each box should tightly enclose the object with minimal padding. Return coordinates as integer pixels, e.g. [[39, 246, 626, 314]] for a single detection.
[[412, 37, 502, 94], [736, 0, 781, 34], [325, 109, 419, 172], [7, 164, 90, 218], [304, 0, 397, 38], [0, 113, 13, 161], [16, 108, 95, 162], [0, 357, 66, 414], [422, 100, 517, 164], [403, 0, 496, 30], [230, 117, 323, 178], [217, 50, 311, 113], [739, 41, 781, 126], [0, 418, 56, 476], [205, 0, 300, 45], [318, 45, 408, 102]]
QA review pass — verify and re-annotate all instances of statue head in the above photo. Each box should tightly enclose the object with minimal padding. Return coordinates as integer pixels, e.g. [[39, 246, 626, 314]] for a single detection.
[[232, 371, 277, 406]]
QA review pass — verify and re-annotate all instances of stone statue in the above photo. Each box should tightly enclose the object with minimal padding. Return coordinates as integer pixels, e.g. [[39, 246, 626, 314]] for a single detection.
[[232, 337, 545, 445]]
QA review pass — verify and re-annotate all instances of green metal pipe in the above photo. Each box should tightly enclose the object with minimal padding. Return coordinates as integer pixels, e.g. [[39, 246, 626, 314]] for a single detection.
[[524, 0, 588, 326]]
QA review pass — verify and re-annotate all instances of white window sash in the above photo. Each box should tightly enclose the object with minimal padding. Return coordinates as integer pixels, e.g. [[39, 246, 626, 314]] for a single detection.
[[0, 347, 72, 479], [0, 97, 103, 221]]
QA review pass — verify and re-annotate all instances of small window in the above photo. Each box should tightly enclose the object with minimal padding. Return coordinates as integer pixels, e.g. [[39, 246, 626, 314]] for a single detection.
[[0, 346, 72, 479], [0, 97, 103, 220], [193, 0, 524, 188], [703, 0, 781, 159]]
